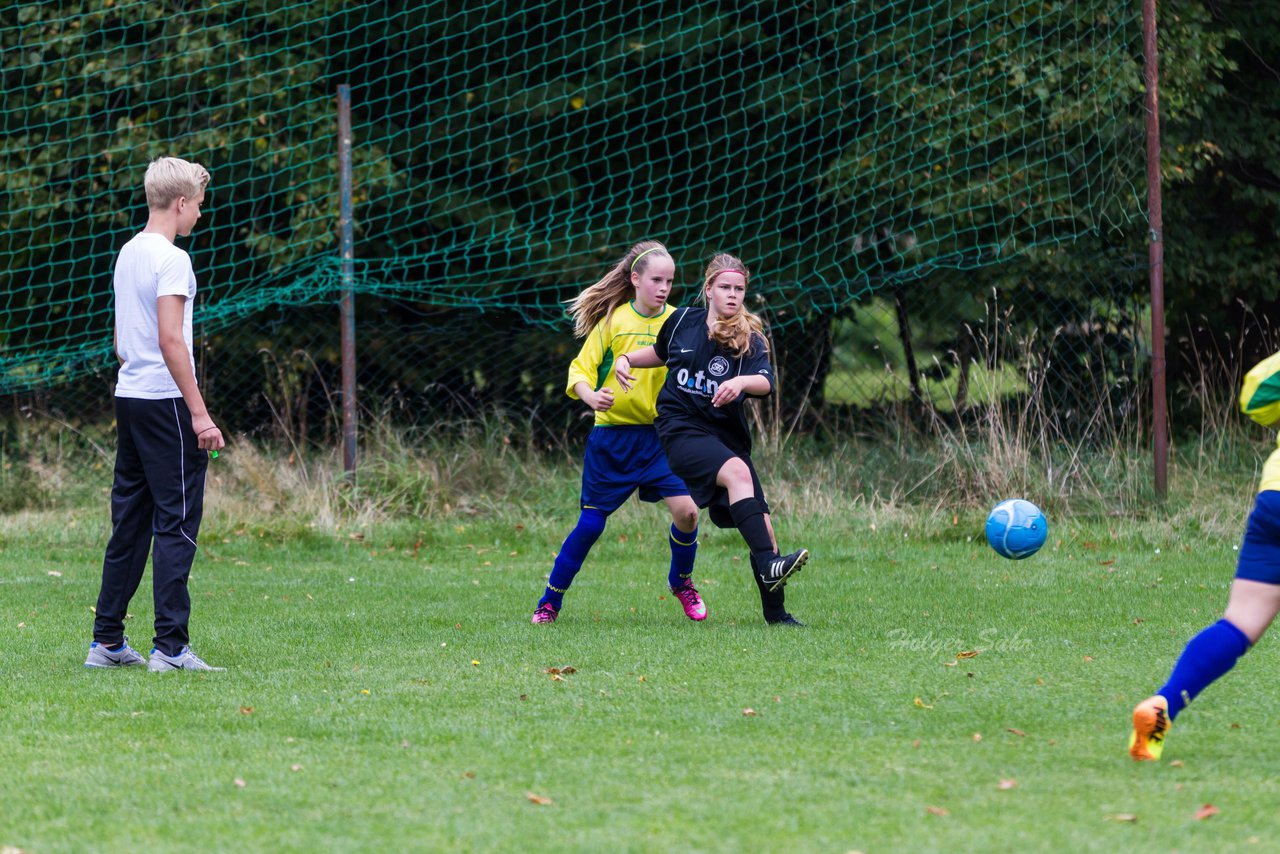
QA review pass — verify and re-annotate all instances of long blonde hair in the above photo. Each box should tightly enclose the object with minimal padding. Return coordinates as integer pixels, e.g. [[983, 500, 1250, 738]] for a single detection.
[[701, 253, 767, 357], [565, 240, 671, 339]]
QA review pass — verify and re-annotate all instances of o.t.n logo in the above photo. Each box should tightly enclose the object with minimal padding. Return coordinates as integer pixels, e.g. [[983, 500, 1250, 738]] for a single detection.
[[708, 356, 730, 377]]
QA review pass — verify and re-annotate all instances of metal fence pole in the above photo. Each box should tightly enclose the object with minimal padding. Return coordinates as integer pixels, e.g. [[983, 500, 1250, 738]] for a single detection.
[[337, 84, 357, 474], [1143, 0, 1167, 501]]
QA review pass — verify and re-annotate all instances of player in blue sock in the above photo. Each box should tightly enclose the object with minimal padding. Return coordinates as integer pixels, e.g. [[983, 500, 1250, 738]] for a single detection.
[[532, 241, 704, 624], [1130, 351, 1280, 759]]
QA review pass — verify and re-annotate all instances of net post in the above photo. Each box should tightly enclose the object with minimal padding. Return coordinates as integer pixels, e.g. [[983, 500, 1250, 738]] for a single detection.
[[337, 83, 357, 475], [1143, 0, 1167, 501]]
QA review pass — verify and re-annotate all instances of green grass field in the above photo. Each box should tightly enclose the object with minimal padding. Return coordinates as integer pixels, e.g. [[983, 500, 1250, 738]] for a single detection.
[[2, 485, 1278, 852]]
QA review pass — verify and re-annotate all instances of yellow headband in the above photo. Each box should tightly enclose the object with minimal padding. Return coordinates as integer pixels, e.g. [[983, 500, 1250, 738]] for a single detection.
[[630, 247, 662, 273]]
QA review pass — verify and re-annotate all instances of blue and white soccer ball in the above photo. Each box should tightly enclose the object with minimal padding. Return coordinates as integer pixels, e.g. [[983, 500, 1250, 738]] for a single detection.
[[985, 498, 1048, 560]]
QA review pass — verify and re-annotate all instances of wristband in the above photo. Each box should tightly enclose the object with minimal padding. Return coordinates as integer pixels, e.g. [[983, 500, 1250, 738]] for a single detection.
[[198, 426, 219, 435]]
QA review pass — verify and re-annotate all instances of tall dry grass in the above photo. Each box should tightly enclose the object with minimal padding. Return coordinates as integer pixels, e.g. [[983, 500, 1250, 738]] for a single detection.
[[0, 330, 1274, 548]]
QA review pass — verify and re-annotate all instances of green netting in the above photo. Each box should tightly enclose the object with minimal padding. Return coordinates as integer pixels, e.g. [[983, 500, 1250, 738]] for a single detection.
[[1, 0, 1142, 396]]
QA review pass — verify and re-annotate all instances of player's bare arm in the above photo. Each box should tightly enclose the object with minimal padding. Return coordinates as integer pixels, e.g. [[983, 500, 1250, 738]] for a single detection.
[[711, 375, 770, 408], [573, 379, 614, 412], [157, 294, 224, 451], [614, 345, 660, 392]]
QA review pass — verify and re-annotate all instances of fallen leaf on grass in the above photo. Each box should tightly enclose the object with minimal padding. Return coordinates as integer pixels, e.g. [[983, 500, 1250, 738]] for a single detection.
[[955, 650, 979, 659], [998, 779, 1018, 790], [1006, 728, 1027, 737], [972, 733, 982, 742], [290, 764, 303, 772], [742, 708, 757, 716], [525, 791, 554, 806], [233, 778, 246, 788], [925, 806, 949, 817], [47, 571, 62, 577], [913, 697, 934, 709], [543, 666, 577, 675], [1169, 760, 1184, 768], [1104, 813, 1137, 823], [1194, 804, 1220, 821], [239, 706, 254, 715]]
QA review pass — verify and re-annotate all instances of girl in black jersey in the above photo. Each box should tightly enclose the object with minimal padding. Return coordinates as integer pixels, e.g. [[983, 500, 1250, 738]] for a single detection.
[[616, 253, 809, 625]]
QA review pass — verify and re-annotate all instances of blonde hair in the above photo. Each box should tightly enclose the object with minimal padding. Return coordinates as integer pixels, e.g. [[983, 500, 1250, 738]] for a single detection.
[[565, 240, 672, 339], [701, 253, 767, 358], [144, 157, 211, 211]]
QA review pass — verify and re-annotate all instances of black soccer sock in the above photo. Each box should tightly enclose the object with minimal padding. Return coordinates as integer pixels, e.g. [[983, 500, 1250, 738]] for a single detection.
[[752, 569, 788, 622], [729, 497, 776, 568]]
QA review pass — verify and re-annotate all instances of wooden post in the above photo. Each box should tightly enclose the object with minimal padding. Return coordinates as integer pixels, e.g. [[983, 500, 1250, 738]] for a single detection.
[[337, 84, 357, 475], [1143, 0, 1167, 500]]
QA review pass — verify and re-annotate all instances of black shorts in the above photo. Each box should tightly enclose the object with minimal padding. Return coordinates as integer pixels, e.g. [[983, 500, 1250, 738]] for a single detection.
[[659, 429, 770, 528]]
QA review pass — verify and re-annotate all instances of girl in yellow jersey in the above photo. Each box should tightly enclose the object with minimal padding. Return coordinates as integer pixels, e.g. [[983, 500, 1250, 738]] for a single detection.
[[1130, 351, 1280, 760], [531, 241, 704, 624]]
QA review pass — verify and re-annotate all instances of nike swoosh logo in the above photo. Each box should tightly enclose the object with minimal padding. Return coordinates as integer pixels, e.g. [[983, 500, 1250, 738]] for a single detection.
[[680, 348, 693, 353]]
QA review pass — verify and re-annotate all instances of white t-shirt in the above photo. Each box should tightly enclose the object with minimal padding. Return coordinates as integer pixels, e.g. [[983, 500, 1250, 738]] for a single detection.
[[113, 232, 197, 399]]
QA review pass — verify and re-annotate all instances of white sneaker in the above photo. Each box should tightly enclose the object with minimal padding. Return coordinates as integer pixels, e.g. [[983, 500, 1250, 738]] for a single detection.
[[85, 639, 147, 668], [148, 646, 224, 672]]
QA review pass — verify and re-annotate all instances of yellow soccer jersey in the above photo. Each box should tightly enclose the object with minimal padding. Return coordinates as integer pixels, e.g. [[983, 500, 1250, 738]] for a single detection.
[[1260, 439, 1280, 494], [1239, 350, 1280, 493], [566, 301, 674, 427]]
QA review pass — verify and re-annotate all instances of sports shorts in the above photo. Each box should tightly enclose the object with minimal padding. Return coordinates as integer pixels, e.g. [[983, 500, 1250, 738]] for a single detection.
[[658, 428, 770, 528], [580, 424, 690, 514], [1236, 489, 1280, 584]]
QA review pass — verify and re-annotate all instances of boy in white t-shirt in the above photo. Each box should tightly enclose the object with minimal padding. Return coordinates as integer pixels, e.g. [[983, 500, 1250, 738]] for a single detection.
[[84, 157, 227, 672]]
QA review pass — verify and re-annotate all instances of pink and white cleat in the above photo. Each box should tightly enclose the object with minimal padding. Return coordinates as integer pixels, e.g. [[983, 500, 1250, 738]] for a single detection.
[[531, 603, 559, 624], [671, 580, 708, 621]]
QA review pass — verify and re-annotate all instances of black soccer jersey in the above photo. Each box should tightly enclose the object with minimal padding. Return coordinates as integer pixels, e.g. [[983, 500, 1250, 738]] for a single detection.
[[652, 306, 774, 454]]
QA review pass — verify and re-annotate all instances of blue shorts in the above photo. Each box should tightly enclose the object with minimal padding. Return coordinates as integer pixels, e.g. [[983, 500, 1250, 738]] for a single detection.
[[580, 425, 690, 514], [1236, 490, 1280, 584]]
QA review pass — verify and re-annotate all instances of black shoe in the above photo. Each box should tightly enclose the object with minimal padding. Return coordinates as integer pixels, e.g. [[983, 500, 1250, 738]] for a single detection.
[[766, 613, 805, 627], [754, 548, 809, 592]]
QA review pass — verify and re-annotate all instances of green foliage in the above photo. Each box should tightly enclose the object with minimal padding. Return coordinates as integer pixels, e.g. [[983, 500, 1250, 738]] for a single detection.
[[1157, 3, 1280, 357], [0, 1, 1150, 396], [2, 1, 1278, 443]]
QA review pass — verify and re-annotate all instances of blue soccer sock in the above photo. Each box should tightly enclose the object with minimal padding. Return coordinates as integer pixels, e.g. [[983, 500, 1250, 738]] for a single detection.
[[540, 508, 608, 610], [668, 523, 698, 588], [1158, 619, 1251, 720]]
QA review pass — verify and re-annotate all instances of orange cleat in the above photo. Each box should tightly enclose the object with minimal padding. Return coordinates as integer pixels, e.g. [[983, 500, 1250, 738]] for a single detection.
[[1128, 695, 1171, 761]]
